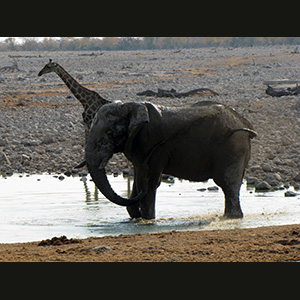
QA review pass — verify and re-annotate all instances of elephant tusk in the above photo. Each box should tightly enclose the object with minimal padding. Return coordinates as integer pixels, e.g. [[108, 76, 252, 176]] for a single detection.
[[74, 160, 87, 169]]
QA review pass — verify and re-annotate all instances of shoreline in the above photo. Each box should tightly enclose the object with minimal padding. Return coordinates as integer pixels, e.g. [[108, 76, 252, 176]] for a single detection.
[[1, 224, 300, 262]]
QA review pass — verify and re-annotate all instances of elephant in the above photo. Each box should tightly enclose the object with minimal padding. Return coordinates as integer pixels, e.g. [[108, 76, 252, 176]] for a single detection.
[[85, 100, 257, 220]]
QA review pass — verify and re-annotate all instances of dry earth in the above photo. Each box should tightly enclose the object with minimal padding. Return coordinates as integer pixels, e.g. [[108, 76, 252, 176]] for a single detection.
[[1, 224, 300, 262]]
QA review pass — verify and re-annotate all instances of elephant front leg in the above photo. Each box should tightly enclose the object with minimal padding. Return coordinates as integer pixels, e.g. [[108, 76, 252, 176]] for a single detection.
[[127, 174, 159, 220], [126, 180, 142, 219], [139, 189, 156, 220]]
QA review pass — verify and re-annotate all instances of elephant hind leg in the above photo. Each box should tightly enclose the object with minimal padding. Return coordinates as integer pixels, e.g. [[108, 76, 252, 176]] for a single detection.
[[222, 185, 243, 218], [213, 133, 250, 218], [213, 162, 245, 219]]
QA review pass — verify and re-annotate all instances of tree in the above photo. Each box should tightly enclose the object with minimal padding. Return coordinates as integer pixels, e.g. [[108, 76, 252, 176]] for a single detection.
[[5, 38, 17, 51], [100, 37, 120, 50], [142, 37, 155, 49], [117, 37, 141, 50]]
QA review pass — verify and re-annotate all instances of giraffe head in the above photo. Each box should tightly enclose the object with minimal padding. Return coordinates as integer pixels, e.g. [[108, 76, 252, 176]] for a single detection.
[[38, 59, 58, 76]]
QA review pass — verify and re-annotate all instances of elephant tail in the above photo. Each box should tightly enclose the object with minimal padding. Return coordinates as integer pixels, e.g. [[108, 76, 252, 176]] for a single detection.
[[228, 128, 257, 139]]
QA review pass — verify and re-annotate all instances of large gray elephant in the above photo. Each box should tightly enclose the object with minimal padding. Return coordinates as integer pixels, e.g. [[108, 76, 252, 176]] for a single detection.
[[85, 100, 256, 220]]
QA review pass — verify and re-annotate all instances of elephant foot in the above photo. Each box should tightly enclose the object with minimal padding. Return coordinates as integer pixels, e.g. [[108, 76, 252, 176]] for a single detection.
[[224, 210, 243, 219], [127, 205, 141, 219]]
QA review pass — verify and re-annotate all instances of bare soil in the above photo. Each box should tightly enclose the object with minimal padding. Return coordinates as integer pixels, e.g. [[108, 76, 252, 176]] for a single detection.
[[1, 224, 300, 262]]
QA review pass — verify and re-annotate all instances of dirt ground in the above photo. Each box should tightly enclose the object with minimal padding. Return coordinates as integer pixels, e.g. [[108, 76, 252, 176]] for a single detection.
[[1, 224, 300, 262]]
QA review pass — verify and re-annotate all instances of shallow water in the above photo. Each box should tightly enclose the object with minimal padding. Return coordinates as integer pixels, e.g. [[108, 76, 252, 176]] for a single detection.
[[0, 173, 299, 243]]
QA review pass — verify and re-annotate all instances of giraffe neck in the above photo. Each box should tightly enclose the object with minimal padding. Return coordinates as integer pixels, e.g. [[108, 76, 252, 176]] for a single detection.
[[54, 64, 108, 108]]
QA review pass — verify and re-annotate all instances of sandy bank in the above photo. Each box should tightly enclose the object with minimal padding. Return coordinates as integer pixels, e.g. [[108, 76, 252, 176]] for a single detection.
[[1, 224, 300, 262]]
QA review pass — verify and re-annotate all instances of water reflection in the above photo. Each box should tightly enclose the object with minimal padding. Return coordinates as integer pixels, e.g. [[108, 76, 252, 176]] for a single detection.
[[83, 180, 99, 204]]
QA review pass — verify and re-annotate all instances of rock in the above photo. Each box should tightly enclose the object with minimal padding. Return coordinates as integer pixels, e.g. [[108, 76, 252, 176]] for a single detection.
[[207, 186, 219, 191], [91, 246, 110, 253], [294, 183, 300, 191], [123, 168, 134, 177], [58, 175, 65, 180], [273, 157, 282, 165], [197, 188, 206, 192], [265, 173, 283, 187], [281, 137, 291, 146], [21, 139, 40, 147], [0, 139, 7, 146], [293, 173, 300, 182], [43, 133, 57, 144], [246, 176, 258, 185], [255, 181, 272, 192], [79, 171, 88, 177], [64, 170, 72, 177], [249, 165, 261, 172], [261, 163, 272, 172], [284, 191, 298, 197]]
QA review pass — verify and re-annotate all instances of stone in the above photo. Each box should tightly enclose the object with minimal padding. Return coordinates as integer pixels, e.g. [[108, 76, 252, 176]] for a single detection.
[[58, 175, 65, 180], [64, 170, 72, 177], [79, 171, 88, 177], [293, 184, 300, 191], [261, 163, 272, 172], [265, 173, 283, 186], [91, 246, 110, 253], [246, 176, 258, 185], [0, 139, 7, 146], [21, 139, 40, 147], [207, 186, 219, 191], [255, 181, 272, 192], [43, 133, 57, 144], [293, 173, 300, 182], [284, 191, 298, 197]]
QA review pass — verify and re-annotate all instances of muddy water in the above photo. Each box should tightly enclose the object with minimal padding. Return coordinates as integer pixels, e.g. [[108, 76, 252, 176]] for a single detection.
[[0, 173, 299, 243]]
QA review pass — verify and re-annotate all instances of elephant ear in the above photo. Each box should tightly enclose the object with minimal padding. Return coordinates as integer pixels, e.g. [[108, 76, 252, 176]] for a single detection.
[[124, 102, 150, 158]]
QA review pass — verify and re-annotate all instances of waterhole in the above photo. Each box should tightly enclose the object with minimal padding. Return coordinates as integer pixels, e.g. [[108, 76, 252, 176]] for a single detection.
[[0, 173, 299, 243]]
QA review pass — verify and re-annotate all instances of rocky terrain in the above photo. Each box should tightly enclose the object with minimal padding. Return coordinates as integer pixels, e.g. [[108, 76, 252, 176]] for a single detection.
[[1, 46, 300, 190]]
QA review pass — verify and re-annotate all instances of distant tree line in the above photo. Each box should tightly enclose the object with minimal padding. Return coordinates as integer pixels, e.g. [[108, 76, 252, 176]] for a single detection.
[[1, 37, 300, 51]]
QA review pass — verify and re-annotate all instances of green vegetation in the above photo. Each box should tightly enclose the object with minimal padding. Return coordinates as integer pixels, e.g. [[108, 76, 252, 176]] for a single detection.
[[1, 37, 300, 51]]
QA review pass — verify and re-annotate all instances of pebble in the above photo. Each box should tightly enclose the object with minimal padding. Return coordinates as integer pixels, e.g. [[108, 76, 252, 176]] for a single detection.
[[207, 186, 219, 191], [261, 163, 272, 172], [91, 246, 110, 253]]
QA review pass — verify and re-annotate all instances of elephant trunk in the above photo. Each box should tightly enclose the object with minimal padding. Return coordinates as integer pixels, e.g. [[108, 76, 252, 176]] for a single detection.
[[87, 162, 145, 207]]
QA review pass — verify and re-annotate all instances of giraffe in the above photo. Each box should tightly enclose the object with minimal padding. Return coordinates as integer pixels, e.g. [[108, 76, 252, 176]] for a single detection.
[[38, 59, 111, 141]]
